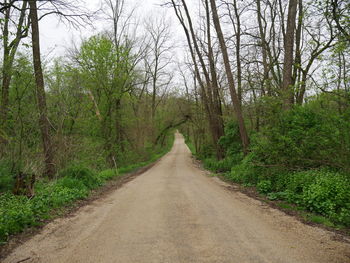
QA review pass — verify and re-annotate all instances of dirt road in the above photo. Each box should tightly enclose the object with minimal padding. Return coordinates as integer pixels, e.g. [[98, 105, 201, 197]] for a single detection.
[[3, 133, 350, 263]]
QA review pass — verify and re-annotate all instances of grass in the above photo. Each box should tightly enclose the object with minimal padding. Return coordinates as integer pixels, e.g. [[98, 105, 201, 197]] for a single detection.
[[307, 215, 335, 227], [277, 203, 297, 210]]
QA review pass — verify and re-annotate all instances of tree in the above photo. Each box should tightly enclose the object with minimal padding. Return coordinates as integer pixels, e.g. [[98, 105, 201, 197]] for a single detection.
[[281, 0, 298, 107], [144, 16, 173, 121], [209, 0, 250, 154], [29, 0, 55, 177], [76, 34, 136, 166], [330, 0, 350, 43], [0, 0, 29, 132]]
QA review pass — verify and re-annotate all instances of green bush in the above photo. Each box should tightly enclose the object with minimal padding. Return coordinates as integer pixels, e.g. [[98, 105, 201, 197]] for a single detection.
[[229, 154, 260, 185], [97, 169, 119, 181], [0, 162, 14, 193], [196, 143, 215, 160], [0, 193, 35, 241], [0, 165, 97, 242], [227, 155, 350, 226], [59, 165, 102, 189], [252, 105, 350, 171], [203, 155, 243, 173], [219, 121, 242, 156], [257, 180, 272, 194], [285, 171, 317, 194], [267, 191, 293, 201], [302, 171, 350, 224]]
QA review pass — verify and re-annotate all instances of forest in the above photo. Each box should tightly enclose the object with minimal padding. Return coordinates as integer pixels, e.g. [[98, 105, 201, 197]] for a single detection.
[[0, 0, 350, 244]]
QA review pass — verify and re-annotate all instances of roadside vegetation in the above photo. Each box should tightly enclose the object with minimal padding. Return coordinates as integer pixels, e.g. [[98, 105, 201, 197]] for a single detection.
[[0, 135, 174, 243], [185, 97, 350, 229], [177, 0, 350, 230]]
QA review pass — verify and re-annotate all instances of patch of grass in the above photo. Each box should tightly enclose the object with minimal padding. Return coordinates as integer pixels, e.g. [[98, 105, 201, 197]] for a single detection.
[[185, 140, 196, 155], [277, 203, 296, 210], [97, 169, 119, 181], [307, 215, 335, 228]]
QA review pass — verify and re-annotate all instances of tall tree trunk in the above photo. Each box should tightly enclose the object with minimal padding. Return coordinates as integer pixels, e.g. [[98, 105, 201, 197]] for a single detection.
[[0, 5, 11, 129], [29, 0, 55, 177], [232, 0, 243, 103], [293, 0, 303, 96], [256, 0, 269, 95], [1, 0, 28, 129], [282, 0, 298, 108], [209, 0, 250, 155], [205, 0, 224, 159]]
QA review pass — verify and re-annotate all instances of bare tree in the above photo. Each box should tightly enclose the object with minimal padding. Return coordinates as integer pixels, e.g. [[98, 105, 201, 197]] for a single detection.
[[144, 16, 173, 121], [209, 0, 250, 154]]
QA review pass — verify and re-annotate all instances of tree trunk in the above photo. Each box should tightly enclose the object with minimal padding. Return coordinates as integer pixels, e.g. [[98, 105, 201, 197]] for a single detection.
[[205, 0, 224, 159], [29, 0, 55, 177], [256, 0, 269, 95], [232, 0, 243, 103], [1, 0, 28, 129], [293, 0, 303, 95], [281, 0, 298, 108], [209, 0, 250, 155]]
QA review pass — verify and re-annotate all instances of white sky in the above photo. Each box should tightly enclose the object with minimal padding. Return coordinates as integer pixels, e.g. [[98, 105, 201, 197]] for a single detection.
[[39, 0, 179, 58]]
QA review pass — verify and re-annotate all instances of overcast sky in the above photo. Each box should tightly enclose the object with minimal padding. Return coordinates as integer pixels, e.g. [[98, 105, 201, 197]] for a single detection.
[[39, 0, 179, 58]]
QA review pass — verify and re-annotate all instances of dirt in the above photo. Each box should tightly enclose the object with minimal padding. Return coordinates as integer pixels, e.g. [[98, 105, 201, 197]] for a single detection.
[[3, 132, 350, 263]]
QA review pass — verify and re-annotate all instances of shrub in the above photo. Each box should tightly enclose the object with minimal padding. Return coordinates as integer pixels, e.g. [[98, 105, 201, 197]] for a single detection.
[[257, 180, 272, 194], [230, 154, 259, 184], [251, 105, 350, 171], [97, 169, 119, 181], [0, 193, 35, 241], [59, 165, 102, 189], [280, 170, 319, 204], [203, 156, 241, 173], [0, 162, 14, 193], [218, 121, 242, 157], [302, 171, 350, 225]]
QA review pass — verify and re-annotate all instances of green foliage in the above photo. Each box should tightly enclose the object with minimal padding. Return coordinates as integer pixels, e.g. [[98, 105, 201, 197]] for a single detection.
[[219, 121, 242, 157], [302, 171, 350, 224], [0, 162, 14, 192], [257, 180, 272, 194], [285, 171, 317, 194], [0, 133, 174, 242], [229, 154, 259, 184], [0, 193, 35, 241], [58, 165, 102, 190], [198, 121, 244, 173], [228, 156, 350, 226], [307, 215, 334, 228], [97, 169, 119, 181], [202, 156, 241, 173], [196, 143, 215, 160], [252, 105, 350, 170], [267, 191, 292, 201]]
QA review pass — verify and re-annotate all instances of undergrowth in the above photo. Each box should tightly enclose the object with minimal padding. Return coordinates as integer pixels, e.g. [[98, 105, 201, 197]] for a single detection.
[[185, 109, 350, 229], [0, 133, 174, 243]]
